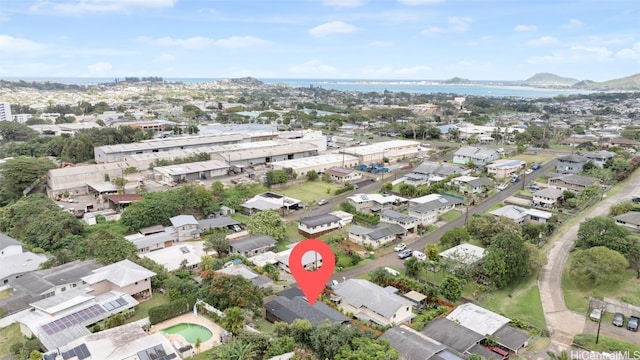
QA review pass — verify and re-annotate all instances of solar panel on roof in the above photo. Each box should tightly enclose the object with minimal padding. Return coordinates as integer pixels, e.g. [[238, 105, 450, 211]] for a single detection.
[[104, 302, 114, 311], [116, 298, 127, 306], [77, 344, 90, 360]]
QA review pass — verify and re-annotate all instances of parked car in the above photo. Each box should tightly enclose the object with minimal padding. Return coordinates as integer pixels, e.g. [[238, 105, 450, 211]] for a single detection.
[[528, 184, 540, 191], [612, 312, 625, 327], [497, 183, 508, 191], [628, 316, 639, 331], [384, 267, 400, 276], [325, 279, 339, 290], [590, 308, 604, 322], [532, 163, 541, 170], [394, 243, 407, 252], [486, 346, 509, 360], [413, 251, 427, 261], [231, 224, 242, 232], [318, 199, 328, 206], [398, 249, 413, 259], [511, 176, 520, 183], [525, 169, 533, 175]]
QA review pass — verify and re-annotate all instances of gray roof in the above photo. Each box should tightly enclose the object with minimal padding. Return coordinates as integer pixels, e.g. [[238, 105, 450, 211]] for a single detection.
[[490, 205, 528, 220], [129, 230, 177, 250], [549, 173, 599, 187], [265, 288, 349, 326], [169, 215, 198, 228], [381, 325, 447, 360], [557, 154, 588, 163], [583, 150, 615, 160], [139, 225, 165, 235], [0, 252, 48, 280], [446, 303, 510, 336], [198, 216, 241, 230], [493, 325, 531, 351], [299, 213, 341, 227], [409, 195, 463, 214], [230, 235, 276, 253], [413, 161, 464, 177], [614, 212, 640, 226], [467, 177, 494, 188], [349, 223, 406, 241], [468, 344, 504, 360], [0, 260, 101, 316], [454, 146, 499, 159], [333, 279, 413, 318], [0, 232, 21, 250], [381, 209, 416, 223], [533, 187, 564, 199], [215, 264, 273, 288], [422, 318, 485, 354]]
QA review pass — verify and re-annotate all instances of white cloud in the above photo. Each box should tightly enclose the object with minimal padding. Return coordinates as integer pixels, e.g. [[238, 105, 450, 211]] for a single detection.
[[214, 36, 272, 48], [569, 45, 612, 59], [420, 26, 443, 36], [153, 36, 213, 49], [0, 35, 45, 54], [70, 48, 141, 56], [527, 45, 613, 64], [398, 0, 443, 5], [370, 41, 393, 47], [514, 25, 537, 32], [289, 60, 336, 74], [322, 0, 363, 8], [562, 19, 583, 29], [616, 42, 640, 60], [153, 53, 176, 63], [395, 65, 431, 75], [448, 16, 473, 32], [31, 0, 177, 14], [528, 36, 559, 46], [308, 21, 357, 38], [87, 61, 112, 75]]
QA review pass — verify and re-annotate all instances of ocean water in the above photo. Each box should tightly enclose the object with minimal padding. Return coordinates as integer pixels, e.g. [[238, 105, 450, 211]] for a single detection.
[[1, 76, 594, 98]]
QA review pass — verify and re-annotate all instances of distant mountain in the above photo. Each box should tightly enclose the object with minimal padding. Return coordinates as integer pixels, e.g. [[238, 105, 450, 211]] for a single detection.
[[215, 77, 264, 87], [572, 73, 640, 90], [442, 77, 473, 84], [524, 73, 579, 86]]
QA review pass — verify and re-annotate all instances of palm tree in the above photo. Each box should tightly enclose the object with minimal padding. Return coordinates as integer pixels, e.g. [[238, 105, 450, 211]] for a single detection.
[[222, 307, 245, 335], [194, 337, 201, 354]]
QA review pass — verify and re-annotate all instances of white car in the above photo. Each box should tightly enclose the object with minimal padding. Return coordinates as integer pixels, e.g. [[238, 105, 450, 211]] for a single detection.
[[497, 183, 508, 191], [524, 169, 533, 175], [318, 199, 328, 206], [394, 243, 407, 252], [413, 251, 427, 261]]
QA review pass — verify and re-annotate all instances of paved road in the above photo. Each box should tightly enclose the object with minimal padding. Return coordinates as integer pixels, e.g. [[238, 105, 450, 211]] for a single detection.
[[331, 159, 558, 281], [539, 165, 640, 350]]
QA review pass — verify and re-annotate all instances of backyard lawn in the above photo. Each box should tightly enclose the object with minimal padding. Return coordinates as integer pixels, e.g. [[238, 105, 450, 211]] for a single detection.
[[126, 293, 170, 323], [0, 323, 24, 357], [279, 181, 341, 204], [480, 274, 547, 330], [574, 334, 640, 353], [439, 210, 461, 222]]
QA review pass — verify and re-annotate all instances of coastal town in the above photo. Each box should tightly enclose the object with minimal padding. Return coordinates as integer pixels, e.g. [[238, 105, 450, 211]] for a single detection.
[[0, 77, 639, 360]]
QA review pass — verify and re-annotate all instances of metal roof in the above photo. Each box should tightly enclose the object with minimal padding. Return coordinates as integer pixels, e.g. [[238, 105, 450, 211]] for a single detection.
[[198, 216, 241, 230], [333, 279, 413, 318], [422, 318, 484, 354], [0, 232, 22, 249], [81, 259, 156, 288], [446, 303, 510, 336], [381, 325, 448, 360], [493, 325, 531, 352], [230, 235, 276, 253], [169, 215, 198, 228], [298, 213, 341, 227]]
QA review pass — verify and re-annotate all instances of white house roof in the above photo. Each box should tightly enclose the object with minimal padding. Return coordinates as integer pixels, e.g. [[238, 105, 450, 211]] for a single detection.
[[0, 251, 48, 280], [141, 244, 203, 271], [333, 279, 413, 319], [446, 303, 510, 336], [169, 214, 198, 228], [490, 205, 528, 221], [347, 193, 408, 205], [81, 259, 156, 288], [439, 243, 486, 266], [276, 243, 322, 267]]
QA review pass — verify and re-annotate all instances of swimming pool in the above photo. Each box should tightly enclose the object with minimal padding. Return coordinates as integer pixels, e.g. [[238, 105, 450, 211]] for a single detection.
[[160, 323, 213, 344]]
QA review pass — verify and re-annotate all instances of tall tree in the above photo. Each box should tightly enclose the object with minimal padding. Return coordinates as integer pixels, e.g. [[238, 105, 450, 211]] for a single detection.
[[439, 275, 464, 301], [222, 306, 245, 335], [0, 156, 56, 203], [483, 232, 529, 288], [200, 273, 263, 310], [0, 121, 37, 142], [204, 229, 229, 256], [439, 227, 470, 249], [577, 217, 631, 255], [247, 210, 286, 242], [570, 246, 629, 286]]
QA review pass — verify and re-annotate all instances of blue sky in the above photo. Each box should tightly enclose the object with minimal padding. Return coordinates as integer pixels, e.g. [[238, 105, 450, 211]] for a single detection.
[[0, 0, 638, 81]]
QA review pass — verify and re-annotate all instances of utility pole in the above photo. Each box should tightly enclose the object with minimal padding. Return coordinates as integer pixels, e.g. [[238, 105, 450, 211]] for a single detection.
[[596, 304, 605, 344]]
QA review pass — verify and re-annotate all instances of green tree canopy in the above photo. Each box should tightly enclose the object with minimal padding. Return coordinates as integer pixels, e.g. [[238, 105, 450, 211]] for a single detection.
[[222, 306, 245, 334], [203, 228, 229, 256], [577, 217, 632, 255], [247, 209, 286, 242], [569, 246, 629, 286], [440, 227, 470, 249], [335, 337, 399, 360], [0, 121, 37, 142], [200, 273, 263, 310], [467, 214, 521, 246], [439, 275, 464, 301], [483, 232, 529, 288], [0, 156, 56, 203]]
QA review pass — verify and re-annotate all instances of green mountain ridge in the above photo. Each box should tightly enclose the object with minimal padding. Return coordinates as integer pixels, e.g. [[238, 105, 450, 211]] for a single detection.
[[572, 73, 640, 90], [524, 73, 579, 85], [442, 77, 473, 84]]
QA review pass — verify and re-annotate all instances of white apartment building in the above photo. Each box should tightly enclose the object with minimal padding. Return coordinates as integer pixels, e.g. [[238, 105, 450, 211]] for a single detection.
[[0, 103, 12, 122]]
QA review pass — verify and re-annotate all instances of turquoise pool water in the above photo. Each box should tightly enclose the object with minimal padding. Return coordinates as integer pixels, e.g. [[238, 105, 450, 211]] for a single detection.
[[160, 323, 213, 343]]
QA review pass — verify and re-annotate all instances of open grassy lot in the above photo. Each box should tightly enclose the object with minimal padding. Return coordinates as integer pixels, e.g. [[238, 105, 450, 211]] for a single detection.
[[512, 153, 555, 166], [439, 210, 461, 222], [573, 333, 640, 353], [480, 274, 547, 330], [0, 323, 24, 357], [279, 181, 341, 204], [126, 293, 170, 323], [562, 254, 640, 313]]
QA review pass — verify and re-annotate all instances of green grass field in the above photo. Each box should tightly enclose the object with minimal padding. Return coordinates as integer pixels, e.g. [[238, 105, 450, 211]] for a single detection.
[[574, 334, 640, 353], [126, 293, 170, 323], [439, 210, 461, 222], [480, 274, 547, 330], [562, 254, 640, 313], [279, 181, 341, 204], [0, 323, 24, 357]]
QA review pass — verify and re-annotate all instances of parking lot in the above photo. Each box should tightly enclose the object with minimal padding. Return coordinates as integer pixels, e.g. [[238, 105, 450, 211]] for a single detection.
[[585, 298, 640, 344]]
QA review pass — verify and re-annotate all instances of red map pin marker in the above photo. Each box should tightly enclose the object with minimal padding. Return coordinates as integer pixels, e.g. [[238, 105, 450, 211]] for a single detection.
[[289, 239, 335, 306]]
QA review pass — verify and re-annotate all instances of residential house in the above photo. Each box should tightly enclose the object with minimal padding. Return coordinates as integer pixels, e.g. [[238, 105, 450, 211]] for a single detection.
[[560, 137, 598, 147], [490, 205, 553, 224], [486, 159, 526, 179], [422, 318, 486, 357], [80, 259, 156, 300], [216, 264, 273, 289], [583, 150, 616, 168], [141, 244, 203, 271], [324, 167, 363, 183], [439, 243, 486, 267], [276, 243, 322, 273], [265, 287, 350, 326], [298, 213, 342, 237], [346, 193, 408, 213], [43, 323, 180, 360], [408, 194, 464, 225], [614, 212, 640, 231], [556, 154, 588, 174], [229, 235, 277, 257], [198, 216, 242, 232], [348, 223, 406, 249], [242, 192, 302, 215], [330, 210, 354, 225], [0, 233, 47, 290], [548, 173, 599, 193], [332, 279, 415, 326], [124, 227, 177, 254], [169, 215, 200, 241], [382, 325, 464, 360], [451, 176, 493, 194], [380, 209, 420, 232], [446, 303, 530, 355], [532, 188, 564, 208], [402, 161, 465, 186], [608, 138, 640, 149], [453, 147, 500, 166]]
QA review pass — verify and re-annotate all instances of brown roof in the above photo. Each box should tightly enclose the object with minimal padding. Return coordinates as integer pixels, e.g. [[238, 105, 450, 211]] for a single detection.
[[107, 194, 143, 203], [610, 138, 640, 146]]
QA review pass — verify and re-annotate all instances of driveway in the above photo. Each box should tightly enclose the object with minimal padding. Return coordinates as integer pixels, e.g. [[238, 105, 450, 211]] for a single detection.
[[539, 168, 640, 350]]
